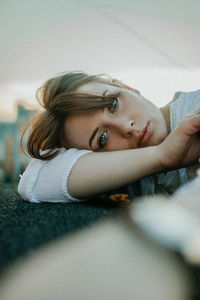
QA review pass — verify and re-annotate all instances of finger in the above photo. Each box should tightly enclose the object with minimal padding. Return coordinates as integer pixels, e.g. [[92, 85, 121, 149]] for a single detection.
[[182, 111, 200, 120], [177, 114, 200, 136]]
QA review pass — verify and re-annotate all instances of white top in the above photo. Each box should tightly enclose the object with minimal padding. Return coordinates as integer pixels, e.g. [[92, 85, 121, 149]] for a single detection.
[[18, 148, 92, 203]]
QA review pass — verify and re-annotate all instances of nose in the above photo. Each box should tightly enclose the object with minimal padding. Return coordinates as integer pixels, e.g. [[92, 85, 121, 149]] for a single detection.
[[113, 118, 135, 138]]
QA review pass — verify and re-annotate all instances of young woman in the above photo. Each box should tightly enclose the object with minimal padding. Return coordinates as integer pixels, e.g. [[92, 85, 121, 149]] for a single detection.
[[18, 71, 200, 203]]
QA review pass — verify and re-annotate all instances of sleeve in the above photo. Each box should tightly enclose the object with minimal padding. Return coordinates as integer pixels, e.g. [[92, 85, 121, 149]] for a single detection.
[[17, 148, 92, 203]]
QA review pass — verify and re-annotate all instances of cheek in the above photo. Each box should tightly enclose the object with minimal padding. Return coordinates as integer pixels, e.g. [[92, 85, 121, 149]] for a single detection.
[[63, 126, 81, 149], [127, 98, 148, 114], [106, 136, 135, 151], [71, 133, 90, 149], [146, 101, 159, 114]]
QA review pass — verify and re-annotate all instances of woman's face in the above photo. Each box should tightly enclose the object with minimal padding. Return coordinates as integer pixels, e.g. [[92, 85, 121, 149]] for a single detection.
[[64, 81, 168, 152]]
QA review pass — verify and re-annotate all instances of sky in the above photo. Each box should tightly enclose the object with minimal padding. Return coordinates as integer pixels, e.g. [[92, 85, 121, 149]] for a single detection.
[[0, 0, 200, 120]]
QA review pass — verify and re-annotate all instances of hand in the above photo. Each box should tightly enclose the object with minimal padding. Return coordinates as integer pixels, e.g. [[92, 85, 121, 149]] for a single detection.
[[157, 112, 200, 170]]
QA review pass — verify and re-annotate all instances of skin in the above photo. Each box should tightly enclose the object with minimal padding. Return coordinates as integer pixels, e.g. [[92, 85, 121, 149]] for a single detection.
[[67, 111, 200, 198], [62, 80, 200, 199], [64, 81, 169, 152]]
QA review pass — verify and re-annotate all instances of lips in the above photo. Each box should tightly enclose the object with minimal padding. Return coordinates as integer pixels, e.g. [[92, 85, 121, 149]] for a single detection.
[[138, 122, 151, 147]]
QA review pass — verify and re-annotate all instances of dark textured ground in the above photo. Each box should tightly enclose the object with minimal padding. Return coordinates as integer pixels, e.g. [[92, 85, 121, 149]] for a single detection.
[[1, 188, 200, 299], [0, 188, 124, 274]]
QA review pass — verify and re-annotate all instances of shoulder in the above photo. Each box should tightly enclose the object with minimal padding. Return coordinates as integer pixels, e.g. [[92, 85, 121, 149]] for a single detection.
[[18, 147, 93, 203], [27, 147, 93, 172], [169, 89, 200, 130], [170, 89, 200, 106]]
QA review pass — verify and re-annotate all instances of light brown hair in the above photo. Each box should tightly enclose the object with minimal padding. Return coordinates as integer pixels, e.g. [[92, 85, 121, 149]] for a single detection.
[[20, 71, 139, 160]]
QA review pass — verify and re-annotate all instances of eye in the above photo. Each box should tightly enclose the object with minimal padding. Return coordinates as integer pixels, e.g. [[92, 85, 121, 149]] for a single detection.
[[109, 98, 118, 113], [98, 130, 108, 148]]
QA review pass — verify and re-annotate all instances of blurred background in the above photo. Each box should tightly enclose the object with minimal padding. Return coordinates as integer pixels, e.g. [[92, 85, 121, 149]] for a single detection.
[[0, 0, 200, 189]]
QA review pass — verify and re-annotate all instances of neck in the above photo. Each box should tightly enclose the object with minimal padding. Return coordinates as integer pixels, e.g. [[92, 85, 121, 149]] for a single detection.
[[159, 104, 171, 135]]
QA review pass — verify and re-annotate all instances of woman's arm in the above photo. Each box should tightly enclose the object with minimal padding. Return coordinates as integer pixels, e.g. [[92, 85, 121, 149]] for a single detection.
[[68, 146, 159, 198], [18, 113, 200, 203], [68, 113, 200, 199]]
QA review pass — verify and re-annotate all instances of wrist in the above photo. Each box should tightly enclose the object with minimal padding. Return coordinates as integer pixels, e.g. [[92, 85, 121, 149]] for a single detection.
[[152, 145, 166, 173]]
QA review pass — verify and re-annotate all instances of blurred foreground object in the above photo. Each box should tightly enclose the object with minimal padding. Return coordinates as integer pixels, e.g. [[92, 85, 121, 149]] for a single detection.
[[0, 215, 190, 300], [131, 168, 200, 265], [1, 167, 200, 299]]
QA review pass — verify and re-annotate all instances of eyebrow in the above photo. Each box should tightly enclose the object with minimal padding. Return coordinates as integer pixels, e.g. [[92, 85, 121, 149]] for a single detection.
[[89, 127, 100, 148], [88, 89, 108, 149]]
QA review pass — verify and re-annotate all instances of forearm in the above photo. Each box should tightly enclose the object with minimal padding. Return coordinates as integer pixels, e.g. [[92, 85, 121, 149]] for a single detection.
[[68, 146, 161, 198]]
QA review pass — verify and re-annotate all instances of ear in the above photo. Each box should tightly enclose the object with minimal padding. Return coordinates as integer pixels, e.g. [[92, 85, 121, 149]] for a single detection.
[[111, 78, 141, 95]]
